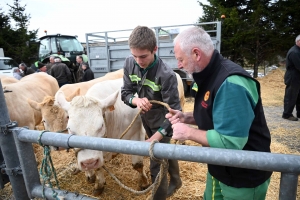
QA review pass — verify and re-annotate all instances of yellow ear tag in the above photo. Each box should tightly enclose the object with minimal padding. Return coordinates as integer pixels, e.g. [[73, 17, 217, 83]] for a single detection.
[[108, 105, 115, 111]]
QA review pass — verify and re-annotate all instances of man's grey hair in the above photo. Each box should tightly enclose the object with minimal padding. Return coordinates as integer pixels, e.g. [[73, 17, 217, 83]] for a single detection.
[[19, 63, 27, 68], [295, 35, 300, 43], [174, 26, 214, 57], [12, 67, 19, 73]]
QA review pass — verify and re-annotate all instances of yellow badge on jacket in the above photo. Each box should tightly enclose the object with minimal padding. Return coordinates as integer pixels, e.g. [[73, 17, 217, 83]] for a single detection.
[[204, 91, 210, 101]]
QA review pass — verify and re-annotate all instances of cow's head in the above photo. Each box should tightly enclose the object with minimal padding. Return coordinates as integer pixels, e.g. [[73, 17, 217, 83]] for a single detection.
[[28, 96, 68, 132], [27, 88, 80, 133], [56, 90, 119, 171]]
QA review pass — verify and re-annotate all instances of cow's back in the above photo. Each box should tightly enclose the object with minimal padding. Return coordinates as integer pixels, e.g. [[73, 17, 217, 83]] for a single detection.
[[58, 69, 124, 97], [86, 78, 123, 99], [0, 75, 19, 84], [3, 73, 59, 129]]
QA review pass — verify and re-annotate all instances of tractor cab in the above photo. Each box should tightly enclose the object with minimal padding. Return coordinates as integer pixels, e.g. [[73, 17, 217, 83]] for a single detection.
[[38, 34, 86, 66]]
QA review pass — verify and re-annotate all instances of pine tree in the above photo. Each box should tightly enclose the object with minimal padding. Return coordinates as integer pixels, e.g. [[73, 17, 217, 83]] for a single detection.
[[198, 0, 300, 77], [0, 7, 13, 57], [2, 0, 38, 64]]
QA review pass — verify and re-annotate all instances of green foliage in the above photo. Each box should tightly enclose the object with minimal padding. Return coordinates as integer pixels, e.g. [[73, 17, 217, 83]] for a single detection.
[[0, 0, 38, 65], [198, 0, 300, 78]]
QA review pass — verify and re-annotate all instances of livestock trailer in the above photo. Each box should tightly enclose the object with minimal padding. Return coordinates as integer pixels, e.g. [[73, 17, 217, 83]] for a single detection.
[[85, 21, 221, 94]]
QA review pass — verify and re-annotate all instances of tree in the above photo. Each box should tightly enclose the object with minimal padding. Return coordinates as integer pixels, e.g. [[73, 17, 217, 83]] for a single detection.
[[0, 0, 38, 65], [0, 7, 13, 57], [270, 0, 300, 56], [0, 7, 10, 29], [198, 0, 300, 77]]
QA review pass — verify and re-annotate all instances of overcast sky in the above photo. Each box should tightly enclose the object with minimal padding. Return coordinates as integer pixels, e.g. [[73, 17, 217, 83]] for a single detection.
[[1, 0, 208, 42]]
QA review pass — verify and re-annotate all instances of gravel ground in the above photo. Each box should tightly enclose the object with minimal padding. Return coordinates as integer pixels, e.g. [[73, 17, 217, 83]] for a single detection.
[[263, 106, 300, 153]]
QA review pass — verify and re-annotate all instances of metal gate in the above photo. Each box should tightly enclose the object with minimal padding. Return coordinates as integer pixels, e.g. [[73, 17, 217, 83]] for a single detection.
[[0, 80, 300, 199]]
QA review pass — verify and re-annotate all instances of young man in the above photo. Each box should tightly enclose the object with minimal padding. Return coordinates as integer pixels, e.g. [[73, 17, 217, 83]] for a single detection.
[[121, 26, 182, 199], [282, 34, 300, 121], [167, 26, 272, 200]]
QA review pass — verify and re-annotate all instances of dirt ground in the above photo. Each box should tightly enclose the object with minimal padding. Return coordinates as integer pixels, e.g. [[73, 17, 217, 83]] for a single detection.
[[1, 68, 300, 200]]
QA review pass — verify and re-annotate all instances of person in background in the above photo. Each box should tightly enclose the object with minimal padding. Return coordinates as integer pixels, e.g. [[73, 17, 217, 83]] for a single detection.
[[50, 57, 72, 87], [12, 67, 22, 80], [46, 55, 55, 73], [121, 26, 182, 200], [282, 34, 300, 121], [30, 61, 39, 71], [37, 62, 48, 73], [76, 55, 84, 82], [19, 63, 35, 77], [81, 62, 94, 82], [167, 26, 272, 200]]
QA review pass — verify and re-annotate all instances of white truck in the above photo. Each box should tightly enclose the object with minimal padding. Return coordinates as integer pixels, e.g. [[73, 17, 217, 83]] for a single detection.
[[0, 48, 19, 77], [85, 21, 221, 93]]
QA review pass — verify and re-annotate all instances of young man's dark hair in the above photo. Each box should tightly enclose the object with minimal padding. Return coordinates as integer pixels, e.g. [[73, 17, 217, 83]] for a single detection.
[[128, 26, 156, 52]]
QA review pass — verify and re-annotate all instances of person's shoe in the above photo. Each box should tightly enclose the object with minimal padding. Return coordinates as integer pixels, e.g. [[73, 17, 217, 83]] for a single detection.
[[282, 115, 298, 121], [167, 178, 182, 197], [167, 159, 182, 197]]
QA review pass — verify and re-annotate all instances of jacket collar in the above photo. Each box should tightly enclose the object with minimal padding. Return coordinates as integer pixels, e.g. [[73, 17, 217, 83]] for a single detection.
[[192, 50, 222, 86]]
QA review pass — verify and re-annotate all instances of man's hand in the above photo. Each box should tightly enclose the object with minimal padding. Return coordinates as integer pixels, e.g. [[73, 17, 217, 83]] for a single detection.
[[166, 108, 185, 124], [171, 123, 191, 141], [132, 97, 152, 113]]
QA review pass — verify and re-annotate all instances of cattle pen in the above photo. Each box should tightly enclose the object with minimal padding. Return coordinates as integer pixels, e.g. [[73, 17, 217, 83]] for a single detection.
[[0, 78, 300, 199]]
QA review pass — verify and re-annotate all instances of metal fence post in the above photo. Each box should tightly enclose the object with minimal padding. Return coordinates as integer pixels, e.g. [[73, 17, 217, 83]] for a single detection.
[[0, 80, 29, 199], [279, 173, 298, 200]]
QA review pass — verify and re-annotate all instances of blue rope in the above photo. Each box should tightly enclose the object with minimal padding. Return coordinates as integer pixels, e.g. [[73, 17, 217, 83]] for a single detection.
[[38, 130, 60, 199]]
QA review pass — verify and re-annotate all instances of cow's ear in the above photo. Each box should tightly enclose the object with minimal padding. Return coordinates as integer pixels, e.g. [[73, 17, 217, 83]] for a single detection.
[[56, 91, 70, 111], [66, 87, 80, 101], [99, 90, 119, 111], [27, 99, 41, 111]]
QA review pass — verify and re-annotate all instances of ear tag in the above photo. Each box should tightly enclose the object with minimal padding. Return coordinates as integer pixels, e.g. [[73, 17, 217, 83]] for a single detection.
[[108, 105, 115, 111]]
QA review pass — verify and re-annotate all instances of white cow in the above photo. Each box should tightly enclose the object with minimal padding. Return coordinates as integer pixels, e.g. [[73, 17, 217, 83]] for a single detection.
[[56, 78, 148, 195]]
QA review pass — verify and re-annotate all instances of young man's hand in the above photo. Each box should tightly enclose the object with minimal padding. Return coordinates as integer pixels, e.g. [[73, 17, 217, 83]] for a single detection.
[[132, 97, 152, 113]]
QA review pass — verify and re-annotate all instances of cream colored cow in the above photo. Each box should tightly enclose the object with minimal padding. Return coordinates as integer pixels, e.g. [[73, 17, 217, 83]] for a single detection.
[[0, 75, 19, 85], [56, 78, 148, 195], [2, 73, 59, 129], [28, 69, 124, 132], [57, 69, 124, 97], [28, 69, 185, 132]]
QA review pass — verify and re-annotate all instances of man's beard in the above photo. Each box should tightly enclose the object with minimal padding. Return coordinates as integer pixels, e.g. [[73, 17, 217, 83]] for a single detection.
[[185, 59, 202, 74]]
